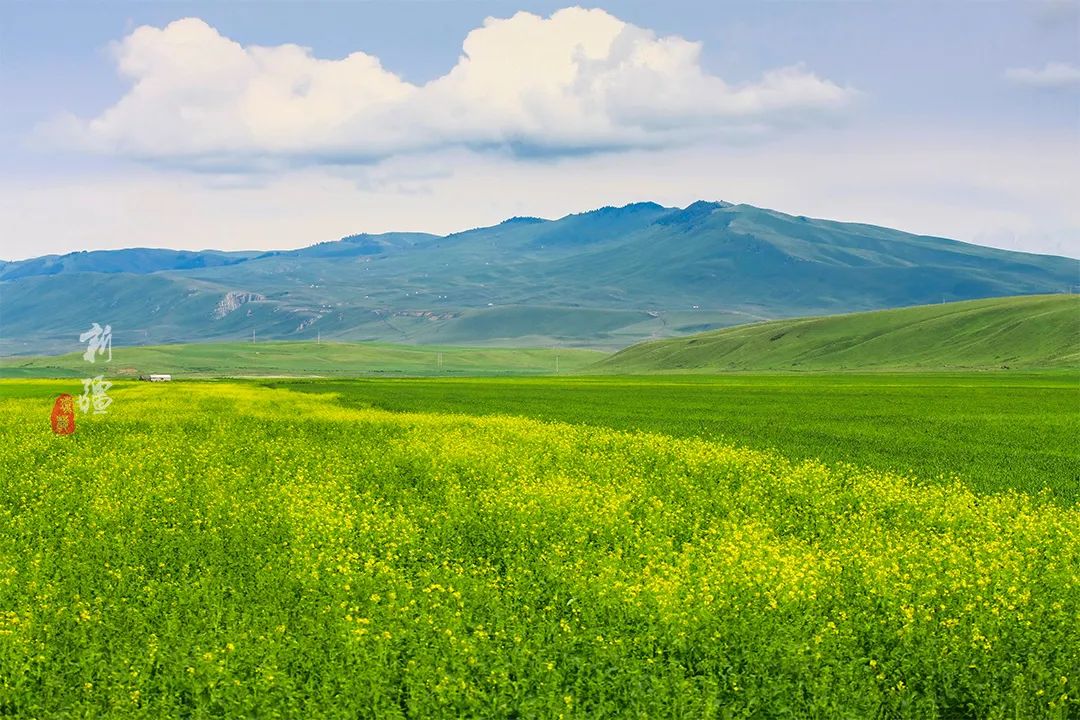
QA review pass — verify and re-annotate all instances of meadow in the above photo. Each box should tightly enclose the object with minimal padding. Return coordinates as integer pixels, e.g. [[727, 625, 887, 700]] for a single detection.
[[0, 341, 601, 379], [597, 294, 1080, 373], [0, 378, 1077, 718], [275, 373, 1080, 503]]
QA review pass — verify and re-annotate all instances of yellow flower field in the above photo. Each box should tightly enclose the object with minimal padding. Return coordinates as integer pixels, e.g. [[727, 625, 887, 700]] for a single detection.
[[0, 381, 1076, 718]]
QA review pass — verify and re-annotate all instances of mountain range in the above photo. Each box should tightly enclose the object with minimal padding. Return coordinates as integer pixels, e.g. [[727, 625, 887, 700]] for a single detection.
[[2, 200, 1077, 354]]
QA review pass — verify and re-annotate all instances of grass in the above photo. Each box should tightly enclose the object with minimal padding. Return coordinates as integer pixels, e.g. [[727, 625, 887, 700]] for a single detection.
[[0, 379, 1077, 718], [596, 294, 1080, 372], [275, 372, 1080, 504], [0, 341, 603, 379], [6, 295, 1077, 380]]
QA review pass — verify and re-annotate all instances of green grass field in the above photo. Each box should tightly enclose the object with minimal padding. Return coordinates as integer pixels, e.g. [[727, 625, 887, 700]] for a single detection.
[[598, 294, 1080, 372], [0, 341, 602, 379], [0, 379, 1077, 717], [275, 373, 1080, 504]]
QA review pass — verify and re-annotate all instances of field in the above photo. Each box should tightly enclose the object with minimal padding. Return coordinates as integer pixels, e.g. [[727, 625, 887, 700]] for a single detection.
[[0, 341, 602, 379], [0, 377, 1077, 717], [276, 373, 1080, 503]]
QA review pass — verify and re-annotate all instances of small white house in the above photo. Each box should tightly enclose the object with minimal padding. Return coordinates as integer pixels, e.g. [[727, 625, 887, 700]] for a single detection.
[[148, 374, 172, 382]]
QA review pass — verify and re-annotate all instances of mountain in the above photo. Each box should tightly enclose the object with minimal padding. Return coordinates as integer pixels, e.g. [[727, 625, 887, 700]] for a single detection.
[[0, 248, 258, 280], [594, 294, 1080, 372], [2, 201, 1077, 354]]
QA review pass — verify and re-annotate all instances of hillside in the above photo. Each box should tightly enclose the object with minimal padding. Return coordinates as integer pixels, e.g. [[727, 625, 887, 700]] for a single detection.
[[595, 294, 1080, 372], [0, 341, 602, 378], [3, 201, 1077, 354]]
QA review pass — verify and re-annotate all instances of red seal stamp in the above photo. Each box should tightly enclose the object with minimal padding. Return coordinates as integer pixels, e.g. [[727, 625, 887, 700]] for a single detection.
[[50, 393, 76, 436]]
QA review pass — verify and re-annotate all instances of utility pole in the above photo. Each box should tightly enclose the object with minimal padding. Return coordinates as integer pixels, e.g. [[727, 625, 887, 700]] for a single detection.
[[252, 328, 255, 344], [555, 351, 560, 374], [317, 331, 321, 345]]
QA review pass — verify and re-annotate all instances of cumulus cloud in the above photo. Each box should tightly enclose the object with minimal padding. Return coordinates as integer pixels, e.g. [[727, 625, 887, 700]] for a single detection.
[[40, 8, 854, 168], [1004, 61, 1080, 89]]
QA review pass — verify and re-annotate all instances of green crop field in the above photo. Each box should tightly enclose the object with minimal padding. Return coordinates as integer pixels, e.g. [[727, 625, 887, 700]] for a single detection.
[[275, 372, 1080, 504], [0, 377, 1077, 718]]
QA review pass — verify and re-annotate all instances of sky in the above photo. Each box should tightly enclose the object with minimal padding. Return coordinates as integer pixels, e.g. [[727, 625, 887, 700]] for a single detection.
[[1, 0, 1078, 261]]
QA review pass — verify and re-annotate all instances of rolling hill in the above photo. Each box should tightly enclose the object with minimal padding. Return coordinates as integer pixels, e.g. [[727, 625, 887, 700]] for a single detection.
[[594, 294, 1080, 372], [5, 295, 1075, 377], [2, 201, 1077, 354]]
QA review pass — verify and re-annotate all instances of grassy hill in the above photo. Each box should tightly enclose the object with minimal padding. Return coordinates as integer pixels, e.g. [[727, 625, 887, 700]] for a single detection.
[[0, 341, 603, 378], [595, 294, 1080, 372]]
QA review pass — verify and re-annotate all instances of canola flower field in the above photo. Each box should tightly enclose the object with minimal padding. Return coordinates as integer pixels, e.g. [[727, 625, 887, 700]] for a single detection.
[[0, 380, 1077, 718], [276, 373, 1080, 503]]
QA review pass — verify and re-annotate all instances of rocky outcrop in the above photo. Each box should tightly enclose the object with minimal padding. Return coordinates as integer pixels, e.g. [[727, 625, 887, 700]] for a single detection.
[[213, 291, 266, 319]]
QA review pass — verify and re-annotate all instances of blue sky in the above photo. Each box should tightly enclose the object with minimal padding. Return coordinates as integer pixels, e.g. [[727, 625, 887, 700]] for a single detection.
[[2, 1, 1078, 260]]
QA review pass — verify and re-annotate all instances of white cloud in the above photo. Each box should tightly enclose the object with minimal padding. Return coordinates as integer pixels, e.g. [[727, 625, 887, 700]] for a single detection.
[[39, 8, 854, 168], [1004, 61, 1080, 89]]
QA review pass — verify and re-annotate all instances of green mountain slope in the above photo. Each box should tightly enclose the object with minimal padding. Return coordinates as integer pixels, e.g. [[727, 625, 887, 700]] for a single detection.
[[595, 294, 1080, 372], [0, 247, 258, 280], [0, 341, 603, 378], [3, 201, 1077, 354]]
